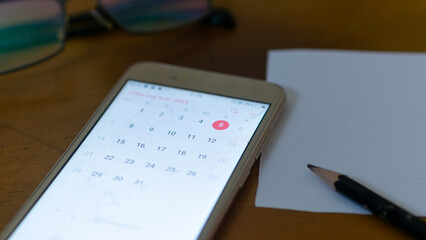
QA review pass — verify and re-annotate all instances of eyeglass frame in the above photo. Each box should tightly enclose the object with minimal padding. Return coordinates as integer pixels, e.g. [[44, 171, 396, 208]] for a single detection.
[[0, 0, 235, 75]]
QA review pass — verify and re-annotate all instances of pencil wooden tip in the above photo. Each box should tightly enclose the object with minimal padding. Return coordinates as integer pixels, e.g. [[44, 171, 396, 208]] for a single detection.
[[307, 164, 340, 190]]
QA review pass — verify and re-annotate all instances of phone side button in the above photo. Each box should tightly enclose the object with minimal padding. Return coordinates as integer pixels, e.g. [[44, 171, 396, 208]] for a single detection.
[[254, 129, 271, 163], [239, 170, 251, 188]]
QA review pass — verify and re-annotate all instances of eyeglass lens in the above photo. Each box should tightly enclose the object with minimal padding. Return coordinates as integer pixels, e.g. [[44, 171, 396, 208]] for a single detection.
[[97, 0, 210, 33], [0, 0, 210, 74], [0, 0, 64, 74]]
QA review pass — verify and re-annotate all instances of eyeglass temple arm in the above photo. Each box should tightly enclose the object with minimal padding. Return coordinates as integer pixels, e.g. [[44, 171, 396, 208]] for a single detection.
[[66, 8, 236, 38], [66, 7, 113, 38]]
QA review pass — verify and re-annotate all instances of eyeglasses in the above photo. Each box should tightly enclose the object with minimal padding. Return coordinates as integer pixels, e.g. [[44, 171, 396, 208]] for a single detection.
[[0, 0, 235, 75]]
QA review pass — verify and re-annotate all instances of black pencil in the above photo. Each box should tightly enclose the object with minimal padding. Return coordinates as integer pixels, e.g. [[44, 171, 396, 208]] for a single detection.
[[307, 164, 426, 239]]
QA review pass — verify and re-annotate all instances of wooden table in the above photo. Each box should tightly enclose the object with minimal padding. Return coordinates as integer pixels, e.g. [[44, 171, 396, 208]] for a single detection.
[[1, 0, 425, 239]]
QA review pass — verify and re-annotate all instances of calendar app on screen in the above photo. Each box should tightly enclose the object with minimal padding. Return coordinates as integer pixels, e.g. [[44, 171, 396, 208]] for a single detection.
[[10, 80, 270, 240]]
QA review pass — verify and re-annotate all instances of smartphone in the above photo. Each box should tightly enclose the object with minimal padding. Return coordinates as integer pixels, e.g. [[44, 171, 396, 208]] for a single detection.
[[1, 62, 285, 240]]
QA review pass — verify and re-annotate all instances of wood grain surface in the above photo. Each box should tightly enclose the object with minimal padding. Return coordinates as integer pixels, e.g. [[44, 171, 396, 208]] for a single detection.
[[1, 0, 425, 239]]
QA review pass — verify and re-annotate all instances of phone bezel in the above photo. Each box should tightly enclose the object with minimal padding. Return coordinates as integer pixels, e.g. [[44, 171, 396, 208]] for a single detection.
[[1, 62, 285, 239]]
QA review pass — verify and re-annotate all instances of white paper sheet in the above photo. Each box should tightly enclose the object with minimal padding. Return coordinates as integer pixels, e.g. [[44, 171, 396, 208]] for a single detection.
[[255, 49, 426, 215]]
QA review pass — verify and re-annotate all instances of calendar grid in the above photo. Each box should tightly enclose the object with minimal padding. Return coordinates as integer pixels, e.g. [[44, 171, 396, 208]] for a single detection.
[[10, 80, 270, 240]]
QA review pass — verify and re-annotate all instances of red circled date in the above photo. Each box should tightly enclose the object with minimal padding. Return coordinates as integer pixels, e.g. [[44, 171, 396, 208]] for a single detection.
[[212, 120, 229, 130]]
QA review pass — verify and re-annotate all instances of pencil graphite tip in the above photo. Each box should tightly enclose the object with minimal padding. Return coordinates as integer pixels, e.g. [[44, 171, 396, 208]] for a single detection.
[[307, 164, 339, 190], [307, 164, 318, 170]]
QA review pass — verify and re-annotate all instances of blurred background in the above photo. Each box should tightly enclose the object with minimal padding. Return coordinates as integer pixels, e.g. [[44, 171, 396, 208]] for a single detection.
[[1, 0, 425, 239]]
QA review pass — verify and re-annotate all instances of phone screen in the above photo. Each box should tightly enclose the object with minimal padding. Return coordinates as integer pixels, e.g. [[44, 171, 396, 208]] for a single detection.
[[10, 80, 270, 239]]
